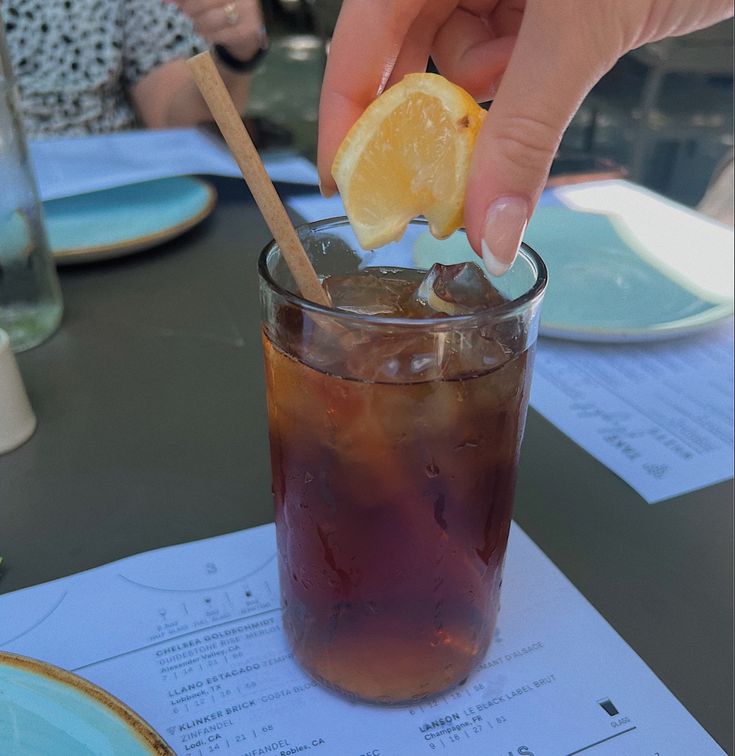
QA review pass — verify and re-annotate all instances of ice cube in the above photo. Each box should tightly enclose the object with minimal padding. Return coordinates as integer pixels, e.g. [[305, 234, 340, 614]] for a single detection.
[[323, 268, 422, 316], [310, 265, 515, 383], [415, 262, 507, 316]]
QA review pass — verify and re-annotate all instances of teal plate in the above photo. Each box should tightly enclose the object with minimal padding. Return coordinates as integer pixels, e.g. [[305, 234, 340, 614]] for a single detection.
[[44, 177, 216, 265], [0, 652, 173, 754], [524, 205, 734, 341], [412, 204, 733, 343]]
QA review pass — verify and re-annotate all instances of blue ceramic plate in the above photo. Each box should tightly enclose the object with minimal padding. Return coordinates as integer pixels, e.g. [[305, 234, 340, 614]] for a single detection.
[[412, 200, 733, 343], [44, 177, 216, 265], [0, 652, 173, 754], [524, 205, 734, 342]]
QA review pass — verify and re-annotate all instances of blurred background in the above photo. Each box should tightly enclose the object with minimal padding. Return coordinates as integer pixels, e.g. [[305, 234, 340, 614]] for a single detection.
[[250, 2, 733, 214]]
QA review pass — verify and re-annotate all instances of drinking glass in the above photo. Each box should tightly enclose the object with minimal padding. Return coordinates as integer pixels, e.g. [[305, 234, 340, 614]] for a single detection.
[[259, 218, 546, 703]]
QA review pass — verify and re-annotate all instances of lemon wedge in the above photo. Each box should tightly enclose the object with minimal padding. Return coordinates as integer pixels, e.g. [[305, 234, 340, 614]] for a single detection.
[[331, 73, 485, 249]]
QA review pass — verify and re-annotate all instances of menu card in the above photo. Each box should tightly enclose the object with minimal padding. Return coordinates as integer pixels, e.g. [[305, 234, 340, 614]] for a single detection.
[[531, 322, 733, 503], [30, 128, 319, 201], [0, 523, 723, 755]]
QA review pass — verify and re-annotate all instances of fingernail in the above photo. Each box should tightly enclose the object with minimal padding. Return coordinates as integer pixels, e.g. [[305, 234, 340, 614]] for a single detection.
[[318, 178, 335, 198], [481, 196, 529, 276]]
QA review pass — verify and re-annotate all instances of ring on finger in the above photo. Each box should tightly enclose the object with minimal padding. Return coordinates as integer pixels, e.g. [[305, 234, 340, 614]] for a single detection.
[[223, 1, 239, 26]]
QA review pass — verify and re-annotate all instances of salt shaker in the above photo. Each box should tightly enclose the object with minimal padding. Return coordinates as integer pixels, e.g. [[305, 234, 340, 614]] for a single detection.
[[0, 328, 36, 453], [0, 22, 62, 352]]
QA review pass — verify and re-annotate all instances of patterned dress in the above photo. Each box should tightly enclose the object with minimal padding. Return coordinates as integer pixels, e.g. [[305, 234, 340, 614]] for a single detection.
[[3, 0, 206, 138]]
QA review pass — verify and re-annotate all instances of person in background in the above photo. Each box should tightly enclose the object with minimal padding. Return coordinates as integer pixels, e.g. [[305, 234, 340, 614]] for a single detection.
[[317, 0, 734, 273], [2, 0, 267, 139]]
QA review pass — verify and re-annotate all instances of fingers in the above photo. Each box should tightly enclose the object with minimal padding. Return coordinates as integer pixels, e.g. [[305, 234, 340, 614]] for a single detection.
[[386, 1, 456, 88], [432, 7, 516, 101], [463, 2, 617, 273], [317, 0, 623, 278], [317, 0, 435, 193], [173, 0, 264, 57], [177, 0, 229, 15]]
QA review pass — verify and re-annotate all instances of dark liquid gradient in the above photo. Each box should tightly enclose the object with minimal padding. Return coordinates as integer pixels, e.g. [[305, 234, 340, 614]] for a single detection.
[[263, 325, 533, 703]]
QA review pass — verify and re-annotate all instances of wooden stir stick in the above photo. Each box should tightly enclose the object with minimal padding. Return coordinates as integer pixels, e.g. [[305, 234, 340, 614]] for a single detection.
[[187, 51, 330, 307]]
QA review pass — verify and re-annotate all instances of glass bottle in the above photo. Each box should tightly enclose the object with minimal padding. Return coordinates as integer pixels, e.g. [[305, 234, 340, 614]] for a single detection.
[[0, 22, 62, 351]]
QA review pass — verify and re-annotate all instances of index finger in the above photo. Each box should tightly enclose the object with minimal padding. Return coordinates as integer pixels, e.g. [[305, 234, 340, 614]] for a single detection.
[[316, 0, 428, 193]]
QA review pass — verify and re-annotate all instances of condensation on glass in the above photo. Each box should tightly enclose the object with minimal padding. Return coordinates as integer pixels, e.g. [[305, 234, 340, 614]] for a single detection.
[[259, 218, 546, 704]]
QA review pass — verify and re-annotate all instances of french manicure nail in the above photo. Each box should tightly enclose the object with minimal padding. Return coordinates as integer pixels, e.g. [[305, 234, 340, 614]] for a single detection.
[[481, 196, 529, 276]]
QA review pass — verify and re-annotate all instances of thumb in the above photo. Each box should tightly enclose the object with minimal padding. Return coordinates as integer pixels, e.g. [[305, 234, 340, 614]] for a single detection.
[[464, 3, 616, 274]]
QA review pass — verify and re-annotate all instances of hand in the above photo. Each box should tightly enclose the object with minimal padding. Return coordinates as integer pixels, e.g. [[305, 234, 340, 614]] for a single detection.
[[318, 0, 733, 273], [170, 0, 266, 62]]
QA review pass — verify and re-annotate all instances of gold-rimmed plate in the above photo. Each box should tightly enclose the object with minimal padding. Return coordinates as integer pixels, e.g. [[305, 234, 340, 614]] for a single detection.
[[44, 176, 216, 265], [0, 651, 174, 754]]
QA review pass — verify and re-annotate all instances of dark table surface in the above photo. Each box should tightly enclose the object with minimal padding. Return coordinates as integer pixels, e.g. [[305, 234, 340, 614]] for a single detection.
[[1, 176, 732, 751]]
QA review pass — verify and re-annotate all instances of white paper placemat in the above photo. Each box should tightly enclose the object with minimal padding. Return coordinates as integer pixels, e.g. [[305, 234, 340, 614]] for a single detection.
[[0, 522, 723, 755]]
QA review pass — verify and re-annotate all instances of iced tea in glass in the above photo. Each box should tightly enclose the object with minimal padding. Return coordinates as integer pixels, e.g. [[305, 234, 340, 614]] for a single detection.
[[259, 219, 546, 703]]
